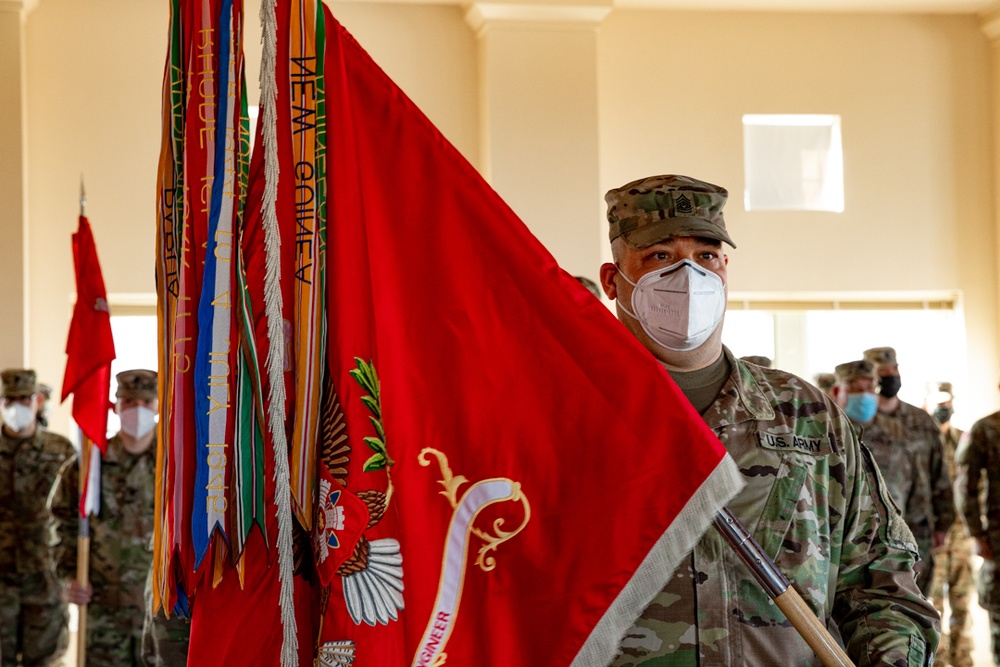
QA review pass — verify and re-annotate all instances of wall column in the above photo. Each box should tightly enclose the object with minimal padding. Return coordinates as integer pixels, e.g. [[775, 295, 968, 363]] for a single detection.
[[0, 0, 36, 367], [982, 5, 1000, 388], [466, 0, 610, 278]]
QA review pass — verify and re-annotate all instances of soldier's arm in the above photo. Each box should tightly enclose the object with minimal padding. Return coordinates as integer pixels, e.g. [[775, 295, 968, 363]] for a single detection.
[[46, 456, 80, 582], [955, 425, 987, 539], [832, 419, 940, 666]]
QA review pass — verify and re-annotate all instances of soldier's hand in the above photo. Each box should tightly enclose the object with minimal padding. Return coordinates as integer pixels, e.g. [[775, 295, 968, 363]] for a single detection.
[[932, 530, 947, 549], [66, 580, 93, 606], [976, 536, 994, 560]]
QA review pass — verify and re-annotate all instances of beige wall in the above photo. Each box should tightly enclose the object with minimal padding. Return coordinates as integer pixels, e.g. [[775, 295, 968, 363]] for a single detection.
[[9, 1, 1000, 432], [598, 10, 998, 418]]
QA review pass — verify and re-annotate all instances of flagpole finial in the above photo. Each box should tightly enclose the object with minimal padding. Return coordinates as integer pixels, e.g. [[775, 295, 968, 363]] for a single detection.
[[79, 177, 87, 217]]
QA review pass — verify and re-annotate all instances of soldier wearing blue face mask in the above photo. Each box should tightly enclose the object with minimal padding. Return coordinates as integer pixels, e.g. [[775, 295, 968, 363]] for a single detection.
[[832, 358, 938, 594], [832, 360, 918, 525]]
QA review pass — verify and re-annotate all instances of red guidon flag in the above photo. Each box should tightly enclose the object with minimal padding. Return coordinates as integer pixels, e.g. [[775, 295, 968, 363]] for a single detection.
[[62, 215, 116, 453], [184, 1, 743, 664], [62, 214, 116, 519]]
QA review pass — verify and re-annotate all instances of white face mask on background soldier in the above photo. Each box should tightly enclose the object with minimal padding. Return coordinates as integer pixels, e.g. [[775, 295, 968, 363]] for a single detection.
[[616, 259, 727, 351], [119, 405, 157, 439], [1, 402, 37, 432]]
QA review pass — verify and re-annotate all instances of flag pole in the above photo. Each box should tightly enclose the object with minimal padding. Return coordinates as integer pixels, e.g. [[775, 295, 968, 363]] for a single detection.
[[75, 181, 90, 667], [713, 507, 854, 667], [76, 432, 92, 667]]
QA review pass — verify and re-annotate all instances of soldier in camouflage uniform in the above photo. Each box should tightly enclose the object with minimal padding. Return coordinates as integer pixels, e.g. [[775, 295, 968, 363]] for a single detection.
[[599, 174, 939, 666], [832, 360, 917, 519], [955, 389, 1000, 666], [0, 369, 73, 666], [48, 369, 186, 666], [926, 383, 973, 667], [812, 372, 837, 398], [865, 346, 955, 595]]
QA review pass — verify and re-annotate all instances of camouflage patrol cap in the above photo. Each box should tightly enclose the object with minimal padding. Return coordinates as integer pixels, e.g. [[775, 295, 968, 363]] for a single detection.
[[115, 369, 158, 401], [605, 174, 735, 248], [740, 355, 772, 368], [835, 360, 876, 383], [813, 372, 837, 392], [1, 369, 38, 398], [863, 346, 898, 367], [38, 383, 52, 400]]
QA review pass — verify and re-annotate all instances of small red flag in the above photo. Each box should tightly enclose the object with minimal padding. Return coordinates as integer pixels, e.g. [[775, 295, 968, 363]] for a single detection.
[[61, 215, 116, 453]]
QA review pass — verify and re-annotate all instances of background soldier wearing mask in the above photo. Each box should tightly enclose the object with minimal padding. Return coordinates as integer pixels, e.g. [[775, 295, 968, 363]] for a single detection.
[[599, 174, 938, 666], [812, 372, 837, 398], [955, 385, 1000, 666], [48, 369, 167, 666], [0, 369, 73, 666], [36, 384, 52, 430], [864, 346, 954, 595], [926, 382, 973, 667], [832, 360, 918, 536]]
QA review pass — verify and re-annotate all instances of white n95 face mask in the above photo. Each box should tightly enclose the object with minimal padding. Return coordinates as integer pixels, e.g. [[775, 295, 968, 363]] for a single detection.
[[617, 259, 726, 351], [119, 406, 157, 439], [1, 403, 36, 432]]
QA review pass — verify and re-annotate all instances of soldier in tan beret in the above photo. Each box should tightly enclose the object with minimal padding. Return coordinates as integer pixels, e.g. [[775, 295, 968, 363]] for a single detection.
[[0, 369, 73, 666], [864, 346, 953, 596], [49, 369, 186, 665], [600, 175, 938, 666]]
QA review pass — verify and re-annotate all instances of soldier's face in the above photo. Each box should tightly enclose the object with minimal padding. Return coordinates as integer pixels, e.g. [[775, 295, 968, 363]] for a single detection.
[[834, 377, 876, 407], [1, 393, 40, 410], [600, 236, 728, 355], [876, 365, 900, 380], [116, 397, 158, 414]]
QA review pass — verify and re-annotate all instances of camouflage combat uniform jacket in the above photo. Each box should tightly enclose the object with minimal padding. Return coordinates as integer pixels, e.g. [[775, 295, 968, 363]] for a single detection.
[[848, 413, 914, 519], [48, 434, 156, 659], [0, 426, 74, 666], [613, 351, 939, 667], [884, 402, 954, 546], [0, 427, 74, 576], [955, 411, 1000, 554]]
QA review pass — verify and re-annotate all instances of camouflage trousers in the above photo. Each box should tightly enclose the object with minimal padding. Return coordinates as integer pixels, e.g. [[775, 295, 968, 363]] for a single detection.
[[81, 605, 147, 667], [979, 559, 1000, 667], [930, 534, 974, 667], [0, 571, 68, 667], [141, 609, 190, 666]]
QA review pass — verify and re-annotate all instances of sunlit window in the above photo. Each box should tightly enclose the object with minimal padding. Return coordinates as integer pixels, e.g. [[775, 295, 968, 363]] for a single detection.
[[742, 114, 844, 212], [723, 296, 965, 415]]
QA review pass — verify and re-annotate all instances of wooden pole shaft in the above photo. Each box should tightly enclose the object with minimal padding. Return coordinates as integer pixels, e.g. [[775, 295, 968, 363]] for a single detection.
[[713, 508, 855, 667], [773, 585, 853, 667], [76, 527, 90, 667]]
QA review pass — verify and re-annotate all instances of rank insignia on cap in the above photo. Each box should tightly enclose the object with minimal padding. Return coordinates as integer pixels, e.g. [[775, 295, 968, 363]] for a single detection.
[[675, 194, 693, 215]]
